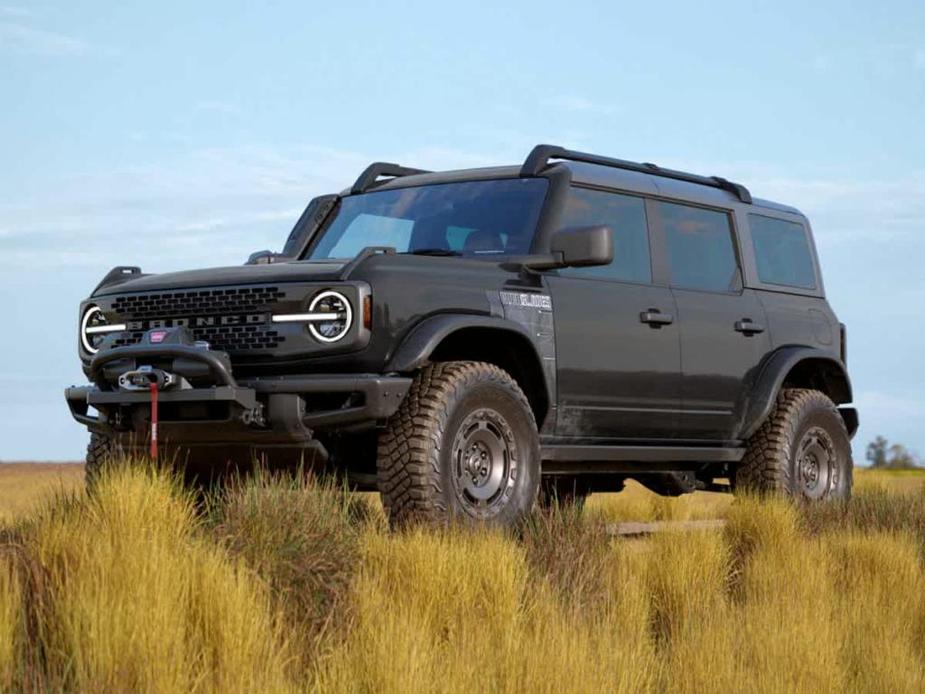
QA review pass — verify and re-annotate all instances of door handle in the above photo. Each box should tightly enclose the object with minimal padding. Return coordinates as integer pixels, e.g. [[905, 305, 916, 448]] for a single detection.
[[734, 319, 765, 335], [640, 309, 674, 327]]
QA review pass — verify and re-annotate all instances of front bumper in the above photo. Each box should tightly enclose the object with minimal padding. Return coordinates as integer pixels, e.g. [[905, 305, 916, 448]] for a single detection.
[[65, 342, 411, 447]]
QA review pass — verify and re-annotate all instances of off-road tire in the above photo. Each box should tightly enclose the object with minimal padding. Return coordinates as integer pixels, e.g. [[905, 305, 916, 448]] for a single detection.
[[377, 361, 540, 526], [736, 388, 852, 501], [85, 432, 121, 491]]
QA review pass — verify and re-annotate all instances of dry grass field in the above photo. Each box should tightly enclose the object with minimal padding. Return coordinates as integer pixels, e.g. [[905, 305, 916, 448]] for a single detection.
[[0, 463, 84, 524], [0, 462, 923, 692]]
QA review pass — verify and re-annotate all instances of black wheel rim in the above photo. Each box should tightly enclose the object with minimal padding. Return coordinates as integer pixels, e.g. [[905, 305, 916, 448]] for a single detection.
[[451, 407, 518, 518], [796, 426, 837, 500]]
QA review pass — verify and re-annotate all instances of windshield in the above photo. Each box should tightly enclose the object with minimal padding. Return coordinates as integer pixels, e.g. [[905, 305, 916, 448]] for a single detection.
[[307, 178, 548, 260]]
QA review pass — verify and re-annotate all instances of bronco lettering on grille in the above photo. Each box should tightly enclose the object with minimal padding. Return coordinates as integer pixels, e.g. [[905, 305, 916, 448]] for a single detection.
[[126, 314, 270, 331]]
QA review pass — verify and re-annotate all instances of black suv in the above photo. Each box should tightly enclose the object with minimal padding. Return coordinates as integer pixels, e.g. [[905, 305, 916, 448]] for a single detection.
[[66, 145, 857, 524]]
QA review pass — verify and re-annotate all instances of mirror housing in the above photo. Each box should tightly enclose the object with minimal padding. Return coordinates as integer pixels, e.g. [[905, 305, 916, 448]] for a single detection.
[[246, 250, 288, 265], [522, 225, 613, 270], [552, 224, 613, 267]]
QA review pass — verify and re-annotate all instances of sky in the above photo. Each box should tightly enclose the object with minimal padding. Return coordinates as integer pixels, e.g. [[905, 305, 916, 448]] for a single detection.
[[1, 0, 923, 461]]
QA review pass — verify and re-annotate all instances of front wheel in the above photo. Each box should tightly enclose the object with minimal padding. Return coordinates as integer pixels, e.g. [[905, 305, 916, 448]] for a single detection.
[[736, 388, 853, 501], [84, 432, 123, 491], [377, 361, 540, 526]]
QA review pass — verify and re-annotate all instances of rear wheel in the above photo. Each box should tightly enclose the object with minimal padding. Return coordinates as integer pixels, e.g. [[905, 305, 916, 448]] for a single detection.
[[377, 361, 540, 526], [736, 388, 852, 501]]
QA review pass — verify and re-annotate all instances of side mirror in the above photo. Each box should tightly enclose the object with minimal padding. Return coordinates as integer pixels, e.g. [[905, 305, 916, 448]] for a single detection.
[[246, 250, 288, 265], [550, 224, 613, 268]]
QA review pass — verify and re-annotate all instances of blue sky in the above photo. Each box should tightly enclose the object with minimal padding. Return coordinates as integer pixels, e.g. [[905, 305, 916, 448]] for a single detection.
[[1, 0, 923, 461]]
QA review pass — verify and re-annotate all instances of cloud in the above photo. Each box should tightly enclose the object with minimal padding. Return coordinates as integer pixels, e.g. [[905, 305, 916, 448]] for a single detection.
[[915, 49, 925, 70], [3, 142, 925, 279], [549, 95, 621, 116], [0, 142, 532, 272], [0, 145, 371, 271], [0, 6, 31, 18], [752, 177, 925, 243], [192, 100, 242, 116], [0, 20, 91, 56], [856, 391, 925, 421], [650, 156, 925, 243], [811, 55, 832, 73]]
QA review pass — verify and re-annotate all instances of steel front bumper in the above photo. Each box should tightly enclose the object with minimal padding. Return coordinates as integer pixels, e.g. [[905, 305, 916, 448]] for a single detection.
[[65, 343, 411, 445]]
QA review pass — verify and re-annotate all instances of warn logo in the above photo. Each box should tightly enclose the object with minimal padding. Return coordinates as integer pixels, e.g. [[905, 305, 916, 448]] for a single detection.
[[126, 314, 270, 331]]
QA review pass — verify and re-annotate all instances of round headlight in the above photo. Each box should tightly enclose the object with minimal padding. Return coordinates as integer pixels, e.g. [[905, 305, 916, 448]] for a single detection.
[[80, 306, 125, 354], [307, 290, 352, 343]]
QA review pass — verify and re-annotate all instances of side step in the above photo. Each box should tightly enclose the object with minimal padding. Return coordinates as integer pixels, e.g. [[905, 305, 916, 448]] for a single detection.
[[541, 445, 744, 474]]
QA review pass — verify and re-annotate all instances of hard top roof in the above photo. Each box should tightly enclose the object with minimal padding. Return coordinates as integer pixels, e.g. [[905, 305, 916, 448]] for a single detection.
[[344, 147, 803, 217]]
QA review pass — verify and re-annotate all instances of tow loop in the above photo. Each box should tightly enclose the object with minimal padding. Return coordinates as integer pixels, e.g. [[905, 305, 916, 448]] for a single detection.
[[149, 381, 159, 460]]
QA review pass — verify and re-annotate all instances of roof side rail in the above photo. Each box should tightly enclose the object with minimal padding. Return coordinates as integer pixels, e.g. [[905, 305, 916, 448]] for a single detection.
[[520, 144, 752, 204], [351, 162, 431, 194]]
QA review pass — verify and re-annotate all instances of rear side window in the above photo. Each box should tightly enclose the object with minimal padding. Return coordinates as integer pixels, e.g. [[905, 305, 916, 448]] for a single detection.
[[748, 214, 817, 289], [659, 201, 740, 292], [557, 187, 651, 283]]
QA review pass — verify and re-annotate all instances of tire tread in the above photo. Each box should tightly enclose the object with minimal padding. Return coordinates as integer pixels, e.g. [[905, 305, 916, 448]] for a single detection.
[[377, 361, 535, 524], [737, 388, 852, 497]]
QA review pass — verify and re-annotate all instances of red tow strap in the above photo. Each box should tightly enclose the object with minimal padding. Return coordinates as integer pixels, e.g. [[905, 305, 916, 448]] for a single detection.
[[149, 381, 159, 460]]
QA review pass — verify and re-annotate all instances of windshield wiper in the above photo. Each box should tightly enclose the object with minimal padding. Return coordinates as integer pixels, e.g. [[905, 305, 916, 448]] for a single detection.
[[406, 248, 463, 257]]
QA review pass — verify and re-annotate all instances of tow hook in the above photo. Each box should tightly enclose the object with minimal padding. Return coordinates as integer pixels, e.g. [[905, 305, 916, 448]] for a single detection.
[[241, 405, 267, 428]]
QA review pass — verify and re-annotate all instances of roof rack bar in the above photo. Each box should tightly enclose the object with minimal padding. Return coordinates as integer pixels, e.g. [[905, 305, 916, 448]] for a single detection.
[[351, 162, 431, 194], [520, 144, 752, 204]]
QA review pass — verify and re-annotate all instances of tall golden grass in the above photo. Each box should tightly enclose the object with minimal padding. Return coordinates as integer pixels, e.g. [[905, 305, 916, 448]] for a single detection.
[[0, 464, 923, 692], [1, 466, 293, 692]]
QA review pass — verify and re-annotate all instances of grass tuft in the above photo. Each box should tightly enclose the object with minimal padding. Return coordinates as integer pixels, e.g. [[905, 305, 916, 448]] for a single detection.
[[1, 463, 294, 692], [520, 502, 616, 612], [208, 469, 366, 669]]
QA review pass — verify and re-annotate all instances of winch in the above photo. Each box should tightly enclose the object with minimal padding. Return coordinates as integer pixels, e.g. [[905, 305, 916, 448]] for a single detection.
[[118, 365, 178, 392], [115, 365, 170, 460]]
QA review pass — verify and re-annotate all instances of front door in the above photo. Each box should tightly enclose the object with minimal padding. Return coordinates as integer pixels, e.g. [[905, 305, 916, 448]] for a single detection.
[[546, 186, 682, 441]]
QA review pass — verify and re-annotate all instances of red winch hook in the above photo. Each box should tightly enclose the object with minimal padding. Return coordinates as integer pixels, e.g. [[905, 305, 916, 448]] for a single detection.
[[149, 381, 159, 460]]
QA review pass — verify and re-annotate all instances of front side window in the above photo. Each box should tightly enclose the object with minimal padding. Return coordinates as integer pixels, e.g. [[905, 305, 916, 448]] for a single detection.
[[556, 187, 652, 283], [660, 201, 740, 292], [308, 178, 548, 260], [748, 214, 817, 289]]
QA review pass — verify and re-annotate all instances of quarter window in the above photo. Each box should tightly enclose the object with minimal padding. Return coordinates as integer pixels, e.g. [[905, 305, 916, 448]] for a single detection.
[[660, 201, 740, 292], [748, 214, 817, 289], [557, 187, 652, 283]]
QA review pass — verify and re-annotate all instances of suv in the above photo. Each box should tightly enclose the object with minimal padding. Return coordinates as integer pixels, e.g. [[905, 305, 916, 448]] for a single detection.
[[66, 145, 857, 524]]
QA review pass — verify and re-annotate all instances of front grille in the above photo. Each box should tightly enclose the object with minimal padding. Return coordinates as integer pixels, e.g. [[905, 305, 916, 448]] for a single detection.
[[108, 285, 286, 353], [111, 325, 283, 352], [111, 286, 285, 319]]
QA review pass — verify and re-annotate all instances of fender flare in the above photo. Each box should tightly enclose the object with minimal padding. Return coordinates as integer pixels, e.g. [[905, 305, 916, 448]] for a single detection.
[[739, 346, 853, 440], [388, 314, 540, 372], [386, 313, 553, 421]]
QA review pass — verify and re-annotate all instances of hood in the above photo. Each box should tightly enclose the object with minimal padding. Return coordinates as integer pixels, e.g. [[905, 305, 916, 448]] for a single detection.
[[92, 260, 347, 296]]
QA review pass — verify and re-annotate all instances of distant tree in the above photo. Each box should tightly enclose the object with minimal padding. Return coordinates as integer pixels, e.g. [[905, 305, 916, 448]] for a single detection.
[[866, 436, 889, 468], [887, 444, 919, 470]]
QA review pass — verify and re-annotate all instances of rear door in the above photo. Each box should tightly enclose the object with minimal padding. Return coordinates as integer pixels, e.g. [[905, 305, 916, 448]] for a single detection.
[[546, 186, 682, 441], [654, 200, 771, 441]]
